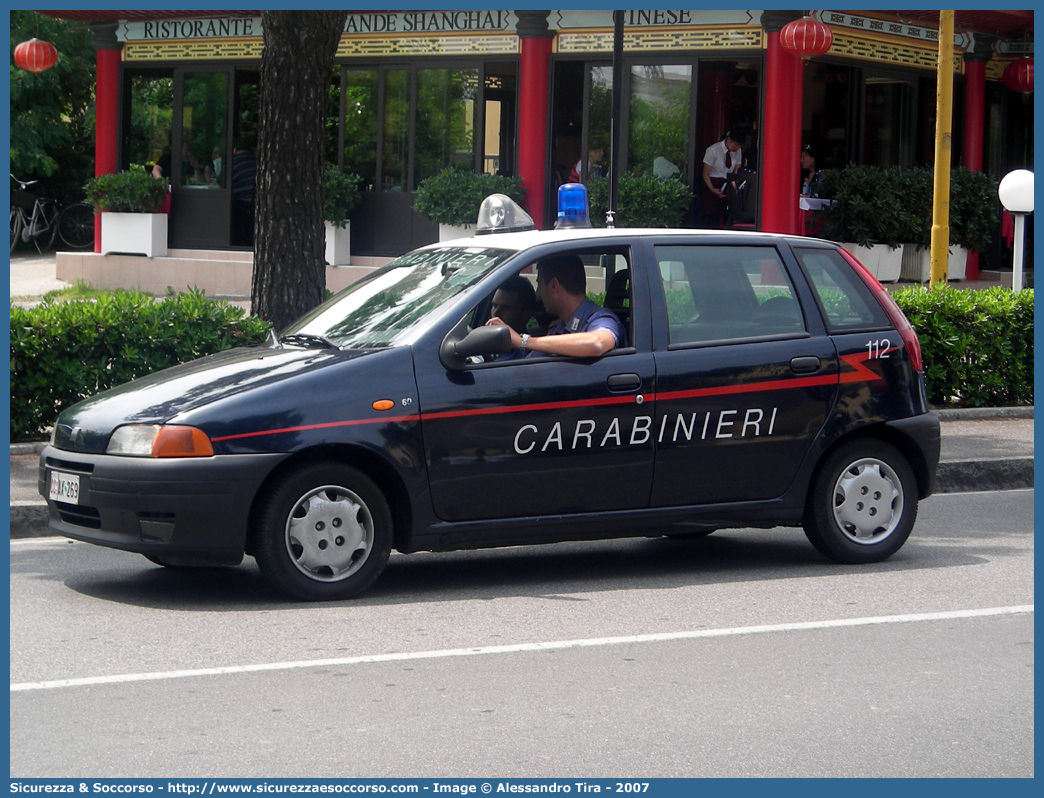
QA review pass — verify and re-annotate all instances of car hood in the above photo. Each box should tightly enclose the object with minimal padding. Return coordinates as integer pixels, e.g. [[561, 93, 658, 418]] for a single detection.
[[52, 345, 379, 453]]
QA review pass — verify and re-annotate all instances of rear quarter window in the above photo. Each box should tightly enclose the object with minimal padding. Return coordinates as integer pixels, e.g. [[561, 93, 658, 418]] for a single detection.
[[792, 247, 892, 332]]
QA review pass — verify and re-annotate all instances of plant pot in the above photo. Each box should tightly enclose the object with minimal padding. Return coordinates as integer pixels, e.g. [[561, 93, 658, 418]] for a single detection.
[[439, 224, 473, 242], [900, 245, 967, 282], [875, 245, 902, 283], [842, 243, 880, 276], [844, 243, 901, 283], [949, 246, 968, 281], [325, 221, 351, 266], [100, 212, 168, 258]]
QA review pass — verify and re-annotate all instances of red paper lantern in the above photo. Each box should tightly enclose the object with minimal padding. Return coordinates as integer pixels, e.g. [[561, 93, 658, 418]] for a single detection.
[[1002, 59, 1034, 94], [13, 38, 58, 73], [780, 17, 834, 60]]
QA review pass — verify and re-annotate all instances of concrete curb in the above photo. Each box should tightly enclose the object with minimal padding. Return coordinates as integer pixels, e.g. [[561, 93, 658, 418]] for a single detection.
[[935, 457, 1035, 493], [10, 504, 52, 538], [933, 406, 1034, 421], [11, 441, 48, 455]]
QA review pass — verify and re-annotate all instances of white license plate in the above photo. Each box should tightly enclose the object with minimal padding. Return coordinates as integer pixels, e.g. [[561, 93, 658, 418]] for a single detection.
[[48, 471, 80, 505]]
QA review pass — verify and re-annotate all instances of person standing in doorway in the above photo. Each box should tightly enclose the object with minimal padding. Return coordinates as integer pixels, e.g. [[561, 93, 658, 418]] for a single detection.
[[701, 129, 743, 227]]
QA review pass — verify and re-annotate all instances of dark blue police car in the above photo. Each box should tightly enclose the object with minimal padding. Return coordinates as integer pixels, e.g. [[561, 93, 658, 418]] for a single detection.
[[40, 192, 939, 600]]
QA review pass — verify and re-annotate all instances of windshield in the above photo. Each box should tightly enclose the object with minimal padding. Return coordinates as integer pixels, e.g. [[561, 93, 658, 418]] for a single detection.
[[282, 246, 514, 348]]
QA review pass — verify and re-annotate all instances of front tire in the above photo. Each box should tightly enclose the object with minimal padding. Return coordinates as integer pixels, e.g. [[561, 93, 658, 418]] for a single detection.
[[254, 462, 392, 601], [803, 439, 917, 564]]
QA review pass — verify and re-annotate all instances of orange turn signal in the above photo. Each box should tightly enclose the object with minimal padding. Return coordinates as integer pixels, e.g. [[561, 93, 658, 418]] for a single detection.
[[152, 426, 215, 457], [372, 400, 395, 412]]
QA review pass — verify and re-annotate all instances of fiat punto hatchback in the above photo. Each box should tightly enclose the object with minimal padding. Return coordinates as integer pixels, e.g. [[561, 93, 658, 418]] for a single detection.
[[40, 194, 939, 600]]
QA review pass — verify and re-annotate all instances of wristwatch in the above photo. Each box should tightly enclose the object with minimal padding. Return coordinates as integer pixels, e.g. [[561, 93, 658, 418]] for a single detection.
[[519, 333, 530, 353]]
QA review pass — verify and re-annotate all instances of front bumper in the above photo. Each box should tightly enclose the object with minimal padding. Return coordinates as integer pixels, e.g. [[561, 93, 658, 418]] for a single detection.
[[38, 446, 286, 564]]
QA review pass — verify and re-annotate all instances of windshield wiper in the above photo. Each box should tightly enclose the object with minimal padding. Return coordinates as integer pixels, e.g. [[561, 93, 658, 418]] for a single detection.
[[279, 333, 340, 349]]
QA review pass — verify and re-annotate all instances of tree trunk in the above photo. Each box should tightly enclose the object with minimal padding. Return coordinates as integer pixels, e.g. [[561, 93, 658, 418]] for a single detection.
[[252, 11, 347, 331]]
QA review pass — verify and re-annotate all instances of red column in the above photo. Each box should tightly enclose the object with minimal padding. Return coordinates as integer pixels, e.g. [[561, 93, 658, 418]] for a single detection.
[[92, 24, 123, 252], [962, 56, 988, 279], [516, 12, 554, 229], [761, 26, 804, 235], [963, 61, 986, 172]]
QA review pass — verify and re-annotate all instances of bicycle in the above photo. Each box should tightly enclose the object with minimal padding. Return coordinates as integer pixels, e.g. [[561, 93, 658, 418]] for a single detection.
[[10, 174, 95, 253]]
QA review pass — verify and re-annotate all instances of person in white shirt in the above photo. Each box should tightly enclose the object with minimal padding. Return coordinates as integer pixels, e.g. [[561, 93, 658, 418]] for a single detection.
[[701, 129, 743, 227]]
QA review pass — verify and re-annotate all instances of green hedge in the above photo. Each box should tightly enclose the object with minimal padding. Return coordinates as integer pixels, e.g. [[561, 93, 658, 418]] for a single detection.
[[587, 172, 693, 228], [893, 287, 1034, 408], [10, 289, 272, 441]]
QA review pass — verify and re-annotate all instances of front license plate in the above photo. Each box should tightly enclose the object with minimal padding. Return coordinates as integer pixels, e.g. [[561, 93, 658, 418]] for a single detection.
[[48, 471, 80, 505]]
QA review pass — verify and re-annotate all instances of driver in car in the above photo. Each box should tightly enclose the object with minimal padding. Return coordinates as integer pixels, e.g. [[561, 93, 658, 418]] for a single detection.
[[487, 254, 626, 358]]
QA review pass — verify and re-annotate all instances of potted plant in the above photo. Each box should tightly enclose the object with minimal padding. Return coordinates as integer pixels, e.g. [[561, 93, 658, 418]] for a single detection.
[[324, 167, 361, 266], [816, 165, 904, 282], [414, 166, 527, 240], [84, 166, 170, 257], [949, 167, 998, 279], [898, 167, 997, 282], [586, 172, 694, 228]]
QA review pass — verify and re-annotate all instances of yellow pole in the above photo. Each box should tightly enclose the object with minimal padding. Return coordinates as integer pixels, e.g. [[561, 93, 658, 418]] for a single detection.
[[930, 11, 955, 287]]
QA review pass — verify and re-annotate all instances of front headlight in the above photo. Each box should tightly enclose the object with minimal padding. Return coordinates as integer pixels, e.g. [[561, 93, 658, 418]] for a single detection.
[[107, 425, 214, 457]]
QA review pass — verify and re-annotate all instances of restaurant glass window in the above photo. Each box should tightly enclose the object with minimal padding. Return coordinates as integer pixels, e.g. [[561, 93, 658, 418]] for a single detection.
[[382, 69, 410, 192], [862, 74, 916, 167], [344, 69, 378, 189], [181, 72, 228, 188], [802, 62, 857, 170], [628, 64, 691, 180], [126, 74, 173, 174], [585, 65, 613, 181], [414, 68, 478, 186], [482, 63, 517, 176]]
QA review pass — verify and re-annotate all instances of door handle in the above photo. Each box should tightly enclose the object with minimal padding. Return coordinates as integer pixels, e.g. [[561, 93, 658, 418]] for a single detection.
[[790, 356, 821, 374], [607, 373, 642, 392]]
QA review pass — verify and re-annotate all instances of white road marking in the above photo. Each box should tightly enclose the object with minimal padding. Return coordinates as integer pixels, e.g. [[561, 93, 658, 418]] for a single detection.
[[11, 605, 1032, 693]]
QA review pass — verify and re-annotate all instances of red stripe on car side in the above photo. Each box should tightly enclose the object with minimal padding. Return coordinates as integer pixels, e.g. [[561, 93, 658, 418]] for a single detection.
[[209, 352, 887, 444], [210, 415, 419, 442]]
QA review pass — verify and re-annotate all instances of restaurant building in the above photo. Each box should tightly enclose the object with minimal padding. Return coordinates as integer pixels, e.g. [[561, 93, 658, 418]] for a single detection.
[[46, 9, 1033, 281]]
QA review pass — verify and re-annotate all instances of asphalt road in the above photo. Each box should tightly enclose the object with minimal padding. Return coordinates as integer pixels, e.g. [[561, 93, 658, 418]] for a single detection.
[[10, 489, 1034, 778]]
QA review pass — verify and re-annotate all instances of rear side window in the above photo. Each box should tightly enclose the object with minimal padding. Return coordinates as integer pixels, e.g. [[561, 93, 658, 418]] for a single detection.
[[792, 248, 892, 332], [655, 245, 805, 345]]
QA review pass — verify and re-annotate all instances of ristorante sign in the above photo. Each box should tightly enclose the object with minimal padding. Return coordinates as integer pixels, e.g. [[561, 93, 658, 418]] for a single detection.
[[118, 12, 517, 41]]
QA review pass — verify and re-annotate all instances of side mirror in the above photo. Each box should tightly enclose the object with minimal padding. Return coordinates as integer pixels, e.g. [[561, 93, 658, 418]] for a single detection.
[[440, 324, 513, 370]]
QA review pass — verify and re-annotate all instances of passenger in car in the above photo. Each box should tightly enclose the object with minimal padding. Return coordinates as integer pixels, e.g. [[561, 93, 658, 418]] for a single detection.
[[488, 274, 538, 361], [489, 274, 537, 336], [487, 254, 627, 358]]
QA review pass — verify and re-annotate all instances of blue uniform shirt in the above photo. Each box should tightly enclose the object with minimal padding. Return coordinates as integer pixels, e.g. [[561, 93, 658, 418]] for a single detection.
[[546, 297, 627, 348]]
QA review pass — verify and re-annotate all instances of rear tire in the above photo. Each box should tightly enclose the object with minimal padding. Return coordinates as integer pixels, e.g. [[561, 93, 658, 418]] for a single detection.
[[254, 462, 392, 601], [803, 439, 917, 564]]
